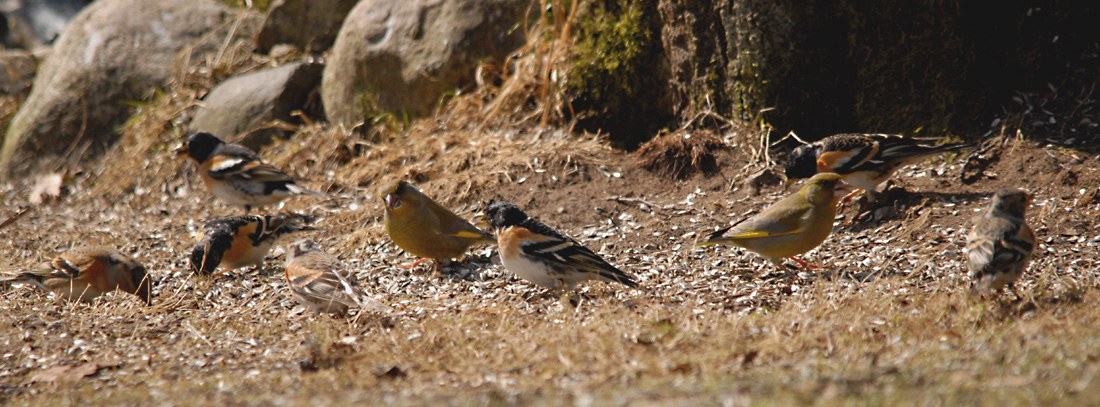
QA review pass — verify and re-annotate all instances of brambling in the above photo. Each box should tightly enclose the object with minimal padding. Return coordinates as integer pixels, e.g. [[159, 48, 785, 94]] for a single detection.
[[285, 239, 386, 316], [3, 245, 151, 304], [175, 132, 325, 213], [379, 179, 494, 270], [966, 188, 1035, 297], [696, 173, 854, 270], [784, 133, 969, 202], [189, 213, 317, 276], [483, 201, 638, 292]]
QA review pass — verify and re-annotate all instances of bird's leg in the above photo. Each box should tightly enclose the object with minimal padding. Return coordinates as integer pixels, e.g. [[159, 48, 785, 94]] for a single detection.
[[788, 256, 823, 270], [399, 257, 432, 272], [853, 189, 883, 222], [837, 188, 864, 210], [568, 290, 587, 309], [835, 189, 866, 227], [1006, 284, 1024, 303]]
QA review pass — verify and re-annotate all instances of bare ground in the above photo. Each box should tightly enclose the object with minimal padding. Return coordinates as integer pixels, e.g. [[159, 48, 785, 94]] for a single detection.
[[0, 106, 1098, 406]]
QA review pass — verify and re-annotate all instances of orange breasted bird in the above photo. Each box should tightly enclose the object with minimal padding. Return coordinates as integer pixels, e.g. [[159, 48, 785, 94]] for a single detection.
[[3, 245, 151, 304], [175, 132, 326, 213], [483, 201, 637, 291], [189, 213, 316, 276]]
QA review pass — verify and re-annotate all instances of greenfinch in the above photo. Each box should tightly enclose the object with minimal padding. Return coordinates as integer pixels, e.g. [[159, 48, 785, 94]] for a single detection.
[[785, 133, 968, 202], [696, 173, 854, 269], [966, 188, 1035, 297], [379, 179, 494, 270]]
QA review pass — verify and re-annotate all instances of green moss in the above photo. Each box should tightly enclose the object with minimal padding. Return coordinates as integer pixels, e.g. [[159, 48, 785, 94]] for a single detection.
[[566, 0, 671, 149]]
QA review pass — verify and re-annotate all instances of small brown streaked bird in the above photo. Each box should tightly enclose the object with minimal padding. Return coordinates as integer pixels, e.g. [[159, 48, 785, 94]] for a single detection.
[[175, 132, 326, 213], [2, 245, 151, 304], [785, 133, 969, 202], [483, 201, 638, 293], [189, 213, 316, 277], [379, 179, 494, 270], [966, 188, 1035, 297], [696, 173, 854, 270], [285, 239, 386, 316]]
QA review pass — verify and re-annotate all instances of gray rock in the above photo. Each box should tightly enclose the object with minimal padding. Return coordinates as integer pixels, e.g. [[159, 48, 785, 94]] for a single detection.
[[1, 0, 88, 49], [255, 0, 359, 54], [321, 0, 534, 127], [0, 0, 256, 178], [190, 61, 324, 148]]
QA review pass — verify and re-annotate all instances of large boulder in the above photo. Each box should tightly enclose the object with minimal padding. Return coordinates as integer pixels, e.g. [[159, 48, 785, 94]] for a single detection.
[[254, 0, 359, 54], [321, 0, 534, 127], [0, 0, 253, 178], [190, 61, 324, 147], [1, 0, 89, 49]]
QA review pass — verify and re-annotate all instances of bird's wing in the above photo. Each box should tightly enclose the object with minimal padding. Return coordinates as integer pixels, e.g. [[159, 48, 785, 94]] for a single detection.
[[724, 197, 812, 240], [968, 220, 1034, 277], [287, 260, 359, 309], [204, 152, 295, 183], [862, 134, 968, 168], [815, 134, 882, 174], [512, 223, 636, 287], [427, 199, 493, 243]]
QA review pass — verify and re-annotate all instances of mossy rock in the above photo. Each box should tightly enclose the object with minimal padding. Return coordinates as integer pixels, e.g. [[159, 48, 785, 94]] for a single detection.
[[566, 0, 673, 149]]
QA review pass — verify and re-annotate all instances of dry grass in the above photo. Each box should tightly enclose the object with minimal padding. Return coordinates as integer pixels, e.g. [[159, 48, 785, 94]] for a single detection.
[[2, 126, 1098, 405], [635, 129, 727, 180]]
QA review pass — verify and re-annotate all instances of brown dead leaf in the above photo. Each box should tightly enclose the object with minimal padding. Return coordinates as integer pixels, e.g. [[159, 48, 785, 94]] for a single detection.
[[28, 362, 99, 384], [29, 172, 66, 205]]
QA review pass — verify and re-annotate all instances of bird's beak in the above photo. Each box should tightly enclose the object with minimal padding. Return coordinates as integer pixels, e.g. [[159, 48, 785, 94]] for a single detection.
[[384, 193, 401, 209], [834, 180, 856, 197], [174, 143, 189, 158], [470, 211, 490, 229], [784, 176, 798, 187]]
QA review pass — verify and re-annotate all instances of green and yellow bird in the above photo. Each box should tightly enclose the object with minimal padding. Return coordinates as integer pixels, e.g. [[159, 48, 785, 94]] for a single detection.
[[696, 173, 854, 269], [379, 179, 494, 270]]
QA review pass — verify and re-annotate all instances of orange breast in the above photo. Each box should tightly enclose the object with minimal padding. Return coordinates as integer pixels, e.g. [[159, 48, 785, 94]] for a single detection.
[[223, 224, 258, 265]]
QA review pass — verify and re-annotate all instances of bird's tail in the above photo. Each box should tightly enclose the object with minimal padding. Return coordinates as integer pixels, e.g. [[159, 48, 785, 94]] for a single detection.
[[596, 267, 639, 289], [272, 213, 320, 234], [694, 226, 733, 247], [287, 183, 330, 198], [882, 140, 971, 163], [332, 270, 389, 313], [0, 270, 45, 289]]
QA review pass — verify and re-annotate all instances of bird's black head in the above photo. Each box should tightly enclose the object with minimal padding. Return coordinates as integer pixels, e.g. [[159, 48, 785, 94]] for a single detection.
[[483, 201, 529, 230], [176, 132, 225, 162], [188, 243, 220, 277], [784, 144, 821, 182]]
